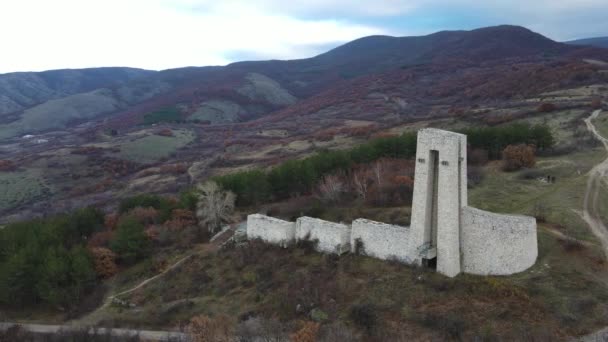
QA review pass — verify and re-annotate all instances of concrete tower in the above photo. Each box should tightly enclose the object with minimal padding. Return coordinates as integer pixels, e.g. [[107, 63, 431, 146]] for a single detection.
[[409, 128, 467, 277]]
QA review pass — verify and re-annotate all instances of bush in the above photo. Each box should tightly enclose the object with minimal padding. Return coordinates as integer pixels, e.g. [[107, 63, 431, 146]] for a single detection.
[[110, 217, 150, 264], [502, 144, 536, 171], [119, 194, 175, 222], [143, 107, 182, 125], [349, 304, 377, 335], [187, 314, 233, 342]]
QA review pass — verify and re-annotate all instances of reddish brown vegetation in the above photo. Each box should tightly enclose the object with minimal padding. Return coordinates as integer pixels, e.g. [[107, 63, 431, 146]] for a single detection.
[[165, 209, 196, 231], [104, 213, 119, 231], [537, 102, 557, 113], [290, 321, 320, 342], [128, 207, 159, 225], [591, 98, 603, 109], [187, 314, 233, 342], [0, 160, 16, 172], [502, 144, 536, 171], [87, 230, 114, 248], [89, 247, 118, 278], [157, 128, 174, 137]]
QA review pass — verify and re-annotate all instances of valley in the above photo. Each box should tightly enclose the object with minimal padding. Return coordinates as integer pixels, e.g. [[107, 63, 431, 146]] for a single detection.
[[1, 24, 608, 340]]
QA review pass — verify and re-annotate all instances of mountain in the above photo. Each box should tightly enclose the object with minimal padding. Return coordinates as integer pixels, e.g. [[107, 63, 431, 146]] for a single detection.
[[0, 67, 155, 118], [0, 25, 600, 141], [566, 36, 608, 48]]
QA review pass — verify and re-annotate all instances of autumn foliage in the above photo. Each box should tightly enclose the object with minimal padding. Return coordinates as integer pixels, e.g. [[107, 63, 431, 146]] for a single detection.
[[0, 160, 17, 171], [502, 144, 536, 171], [89, 247, 118, 278], [290, 321, 320, 342], [187, 314, 233, 342], [537, 102, 556, 113]]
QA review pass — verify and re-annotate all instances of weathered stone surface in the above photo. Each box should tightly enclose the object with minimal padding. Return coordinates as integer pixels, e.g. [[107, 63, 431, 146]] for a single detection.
[[461, 207, 537, 275], [246, 128, 538, 278], [409, 128, 467, 277], [247, 214, 295, 247], [351, 219, 411, 262], [296, 216, 351, 254]]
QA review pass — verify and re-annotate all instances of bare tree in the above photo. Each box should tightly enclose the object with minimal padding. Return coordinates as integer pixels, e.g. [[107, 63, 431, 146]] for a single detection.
[[315, 174, 344, 203], [352, 168, 371, 200], [196, 181, 236, 233], [372, 160, 384, 187]]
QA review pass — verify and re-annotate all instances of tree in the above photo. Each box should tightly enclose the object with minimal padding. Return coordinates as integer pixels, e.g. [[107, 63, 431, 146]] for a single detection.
[[502, 144, 536, 171], [196, 181, 236, 233], [352, 168, 371, 200], [110, 217, 150, 264], [315, 174, 345, 203]]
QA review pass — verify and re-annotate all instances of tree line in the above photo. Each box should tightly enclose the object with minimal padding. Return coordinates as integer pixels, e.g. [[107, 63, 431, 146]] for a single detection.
[[215, 123, 554, 206]]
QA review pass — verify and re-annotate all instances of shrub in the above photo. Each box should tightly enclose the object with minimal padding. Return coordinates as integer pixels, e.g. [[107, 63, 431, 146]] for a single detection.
[[143, 107, 182, 125], [187, 314, 233, 342], [110, 217, 150, 264], [537, 102, 556, 113], [349, 304, 377, 335], [502, 144, 536, 171], [89, 247, 118, 278], [290, 321, 320, 342]]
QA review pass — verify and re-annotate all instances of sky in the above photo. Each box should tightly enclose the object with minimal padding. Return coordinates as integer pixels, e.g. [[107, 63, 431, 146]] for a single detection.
[[0, 0, 607, 73]]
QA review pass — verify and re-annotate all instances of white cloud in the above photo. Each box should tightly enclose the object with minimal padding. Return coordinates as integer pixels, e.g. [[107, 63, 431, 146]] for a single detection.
[[0, 0, 606, 73], [0, 0, 386, 73]]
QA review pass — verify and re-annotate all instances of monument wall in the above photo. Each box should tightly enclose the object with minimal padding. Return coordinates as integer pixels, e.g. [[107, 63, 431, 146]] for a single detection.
[[295, 216, 351, 254], [350, 219, 411, 262], [461, 207, 538, 275], [246, 214, 295, 247]]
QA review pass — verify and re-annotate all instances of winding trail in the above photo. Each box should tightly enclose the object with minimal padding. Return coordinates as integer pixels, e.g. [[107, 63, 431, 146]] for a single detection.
[[580, 109, 608, 258]]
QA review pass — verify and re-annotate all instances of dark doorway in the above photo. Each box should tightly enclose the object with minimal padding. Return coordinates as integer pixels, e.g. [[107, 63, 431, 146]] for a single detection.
[[422, 257, 437, 270], [430, 150, 439, 248]]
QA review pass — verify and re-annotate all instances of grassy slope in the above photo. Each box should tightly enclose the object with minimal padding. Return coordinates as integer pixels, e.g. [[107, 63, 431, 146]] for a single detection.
[[116, 129, 195, 164], [0, 169, 51, 212], [78, 109, 608, 339]]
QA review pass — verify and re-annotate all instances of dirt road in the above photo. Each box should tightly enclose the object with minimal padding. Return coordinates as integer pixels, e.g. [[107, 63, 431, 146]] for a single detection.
[[0, 322, 186, 341], [580, 109, 608, 257]]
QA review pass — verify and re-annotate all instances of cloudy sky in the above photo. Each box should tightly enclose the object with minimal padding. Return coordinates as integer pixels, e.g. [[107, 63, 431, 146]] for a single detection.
[[0, 0, 606, 73]]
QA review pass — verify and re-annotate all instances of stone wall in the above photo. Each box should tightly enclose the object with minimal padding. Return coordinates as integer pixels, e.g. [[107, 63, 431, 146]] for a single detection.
[[409, 128, 467, 277], [246, 214, 295, 247], [295, 216, 351, 254], [461, 207, 538, 275], [351, 219, 411, 262]]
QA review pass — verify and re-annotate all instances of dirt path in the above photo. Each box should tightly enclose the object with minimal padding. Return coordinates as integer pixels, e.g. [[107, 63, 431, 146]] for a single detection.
[[0, 322, 186, 341], [70, 226, 236, 326], [580, 109, 608, 258]]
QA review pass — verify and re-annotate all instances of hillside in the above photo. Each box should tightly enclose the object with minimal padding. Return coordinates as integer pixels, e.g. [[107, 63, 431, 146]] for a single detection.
[[0, 25, 592, 140], [566, 37, 608, 49], [0, 24, 607, 224], [0, 67, 154, 118]]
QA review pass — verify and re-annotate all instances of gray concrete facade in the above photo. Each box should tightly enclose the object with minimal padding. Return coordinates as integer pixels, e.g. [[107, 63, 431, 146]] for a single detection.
[[409, 128, 467, 277]]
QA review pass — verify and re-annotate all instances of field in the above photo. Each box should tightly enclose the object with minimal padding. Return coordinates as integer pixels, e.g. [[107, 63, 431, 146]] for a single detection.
[[593, 109, 608, 139], [115, 129, 195, 164], [0, 169, 51, 212]]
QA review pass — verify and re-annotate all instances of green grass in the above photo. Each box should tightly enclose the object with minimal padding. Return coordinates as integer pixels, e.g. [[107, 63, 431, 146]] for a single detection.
[[116, 129, 195, 163], [469, 148, 606, 241], [143, 107, 182, 125], [0, 169, 51, 211], [592, 110, 608, 139]]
